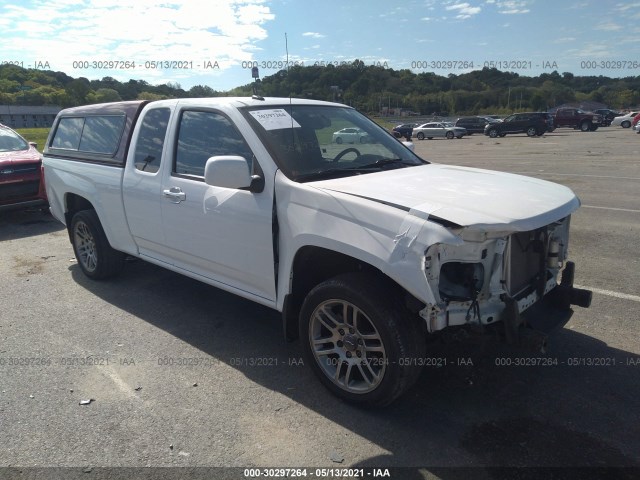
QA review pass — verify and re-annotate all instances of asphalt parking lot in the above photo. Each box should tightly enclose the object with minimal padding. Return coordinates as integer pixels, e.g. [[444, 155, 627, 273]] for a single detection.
[[1, 126, 639, 478]]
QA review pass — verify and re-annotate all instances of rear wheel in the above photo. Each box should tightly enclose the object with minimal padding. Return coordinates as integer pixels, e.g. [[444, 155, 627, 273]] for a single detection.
[[299, 273, 425, 406], [526, 126, 538, 137], [622, 121, 631, 128], [71, 210, 125, 280]]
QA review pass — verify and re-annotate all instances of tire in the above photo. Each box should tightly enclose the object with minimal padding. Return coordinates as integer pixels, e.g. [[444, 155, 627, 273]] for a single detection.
[[359, 136, 367, 144], [416, 132, 425, 140], [526, 126, 538, 137], [71, 210, 125, 280], [580, 121, 590, 132], [445, 131, 454, 139], [336, 137, 343, 144], [299, 273, 426, 407], [488, 128, 499, 138], [589, 124, 598, 131], [499, 133, 506, 137], [427, 137, 433, 140], [622, 121, 631, 128], [456, 136, 463, 139]]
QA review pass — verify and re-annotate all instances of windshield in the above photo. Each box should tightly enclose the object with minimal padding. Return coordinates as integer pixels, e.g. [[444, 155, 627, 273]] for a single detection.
[[243, 104, 426, 182], [0, 128, 29, 152]]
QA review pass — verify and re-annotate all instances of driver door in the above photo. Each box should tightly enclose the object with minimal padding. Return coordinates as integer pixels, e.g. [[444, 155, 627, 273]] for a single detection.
[[160, 108, 276, 304]]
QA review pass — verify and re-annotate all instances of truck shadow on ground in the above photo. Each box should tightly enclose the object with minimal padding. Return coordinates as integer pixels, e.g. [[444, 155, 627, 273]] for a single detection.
[[70, 258, 639, 477]]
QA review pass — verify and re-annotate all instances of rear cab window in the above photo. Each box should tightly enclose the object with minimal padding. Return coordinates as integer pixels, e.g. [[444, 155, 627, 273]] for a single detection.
[[44, 101, 149, 166], [50, 115, 125, 157]]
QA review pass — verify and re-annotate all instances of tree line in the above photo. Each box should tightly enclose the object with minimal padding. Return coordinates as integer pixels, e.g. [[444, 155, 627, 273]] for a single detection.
[[1, 61, 638, 115]]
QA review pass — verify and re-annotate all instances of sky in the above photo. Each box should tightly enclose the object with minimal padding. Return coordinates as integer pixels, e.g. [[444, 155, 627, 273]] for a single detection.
[[0, 0, 637, 91]]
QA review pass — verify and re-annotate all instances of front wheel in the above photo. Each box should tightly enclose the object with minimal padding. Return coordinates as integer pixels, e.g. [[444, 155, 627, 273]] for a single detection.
[[526, 126, 538, 137], [416, 132, 425, 140], [589, 124, 598, 131], [580, 121, 590, 132], [71, 210, 125, 280], [488, 129, 499, 138], [445, 131, 454, 139], [299, 273, 425, 406]]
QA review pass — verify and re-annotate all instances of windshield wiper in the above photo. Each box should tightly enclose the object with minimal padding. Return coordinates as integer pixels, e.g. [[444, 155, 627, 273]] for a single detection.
[[296, 167, 375, 182], [348, 158, 413, 169], [295, 159, 416, 182]]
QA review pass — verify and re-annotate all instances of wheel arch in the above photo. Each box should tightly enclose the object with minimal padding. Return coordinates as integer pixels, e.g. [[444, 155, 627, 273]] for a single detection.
[[282, 245, 424, 341], [64, 193, 95, 243]]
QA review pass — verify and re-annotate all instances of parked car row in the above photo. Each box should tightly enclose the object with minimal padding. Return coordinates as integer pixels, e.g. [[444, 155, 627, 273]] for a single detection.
[[391, 107, 638, 141], [0, 123, 47, 211]]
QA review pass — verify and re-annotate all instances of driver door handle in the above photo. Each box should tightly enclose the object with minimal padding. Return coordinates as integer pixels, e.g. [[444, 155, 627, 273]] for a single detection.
[[163, 186, 186, 203]]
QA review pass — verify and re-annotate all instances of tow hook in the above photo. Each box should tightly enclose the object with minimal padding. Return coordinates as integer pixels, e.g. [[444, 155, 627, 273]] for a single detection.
[[551, 261, 593, 310]]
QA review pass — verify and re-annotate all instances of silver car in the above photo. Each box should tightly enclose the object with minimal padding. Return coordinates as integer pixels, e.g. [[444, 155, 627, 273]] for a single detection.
[[332, 127, 369, 144], [611, 112, 638, 128], [412, 122, 467, 140]]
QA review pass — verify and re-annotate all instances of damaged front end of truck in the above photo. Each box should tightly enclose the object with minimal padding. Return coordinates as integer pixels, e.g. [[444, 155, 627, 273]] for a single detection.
[[420, 215, 592, 351]]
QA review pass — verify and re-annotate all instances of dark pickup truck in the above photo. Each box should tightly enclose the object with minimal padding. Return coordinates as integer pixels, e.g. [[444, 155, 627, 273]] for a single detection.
[[553, 108, 602, 132]]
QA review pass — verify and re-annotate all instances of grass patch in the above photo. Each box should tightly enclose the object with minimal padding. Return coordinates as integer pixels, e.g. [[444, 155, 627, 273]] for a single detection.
[[15, 128, 50, 152]]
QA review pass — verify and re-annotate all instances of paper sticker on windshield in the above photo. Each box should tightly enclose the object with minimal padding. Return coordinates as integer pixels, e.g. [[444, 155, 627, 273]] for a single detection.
[[249, 109, 301, 130]]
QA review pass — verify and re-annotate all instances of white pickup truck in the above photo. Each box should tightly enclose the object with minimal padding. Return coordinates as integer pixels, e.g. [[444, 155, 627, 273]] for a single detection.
[[43, 97, 591, 406]]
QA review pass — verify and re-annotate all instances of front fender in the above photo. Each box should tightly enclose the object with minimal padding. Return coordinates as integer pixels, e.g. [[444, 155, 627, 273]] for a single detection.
[[274, 171, 462, 310]]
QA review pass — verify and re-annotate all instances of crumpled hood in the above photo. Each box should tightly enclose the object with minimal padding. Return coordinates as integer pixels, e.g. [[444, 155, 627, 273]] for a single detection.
[[308, 164, 580, 232]]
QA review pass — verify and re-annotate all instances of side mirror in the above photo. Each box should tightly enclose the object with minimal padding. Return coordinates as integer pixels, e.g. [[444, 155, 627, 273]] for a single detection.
[[402, 141, 415, 152], [29, 142, 38, 149], [204, 156, 257, 190]]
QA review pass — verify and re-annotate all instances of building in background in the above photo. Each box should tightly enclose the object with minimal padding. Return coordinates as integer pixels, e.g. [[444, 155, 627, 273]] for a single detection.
[[0, 106, 62, 128]]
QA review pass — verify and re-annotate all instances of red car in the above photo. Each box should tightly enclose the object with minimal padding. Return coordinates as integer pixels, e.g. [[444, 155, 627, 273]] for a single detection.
[[632, 113, 640, 127], [0, 123, 47, 211]]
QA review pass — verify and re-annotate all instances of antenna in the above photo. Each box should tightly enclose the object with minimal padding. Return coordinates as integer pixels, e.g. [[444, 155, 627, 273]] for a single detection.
[[285, 32, 289, 72]]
